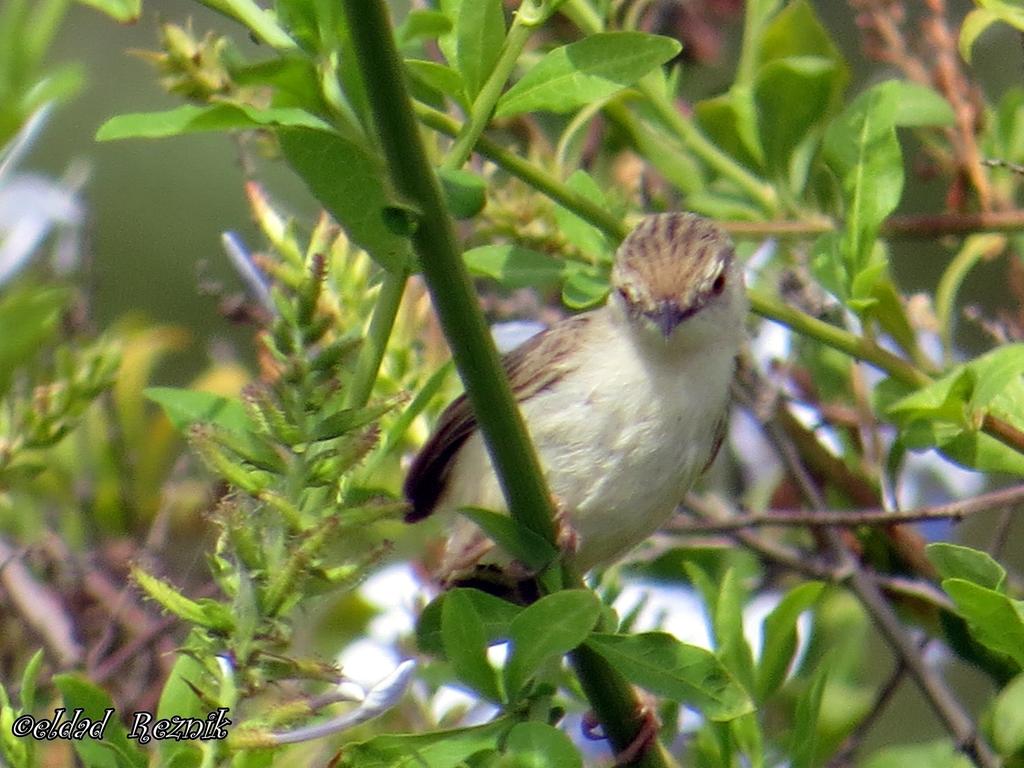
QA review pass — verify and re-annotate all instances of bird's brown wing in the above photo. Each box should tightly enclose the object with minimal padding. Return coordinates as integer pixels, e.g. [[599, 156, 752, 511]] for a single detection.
[[403, 313, 594, 522]]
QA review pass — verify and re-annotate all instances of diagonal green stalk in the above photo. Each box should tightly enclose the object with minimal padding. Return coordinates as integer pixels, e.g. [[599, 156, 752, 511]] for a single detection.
[[345, 265, 409, 409], [342, 4, 672, 766], [342, 0, 557, 550]]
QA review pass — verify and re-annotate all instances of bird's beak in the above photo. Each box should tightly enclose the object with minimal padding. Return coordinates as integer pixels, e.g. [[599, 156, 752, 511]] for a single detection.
[[648, 301, 691, 339]]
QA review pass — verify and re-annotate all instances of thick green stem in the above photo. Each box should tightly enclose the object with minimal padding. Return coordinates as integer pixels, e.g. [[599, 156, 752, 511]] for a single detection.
[[342, 0, 557, 548], [345, 265, 409, 409], [441, 13, 534, 171], [344, 5, 669, 766]]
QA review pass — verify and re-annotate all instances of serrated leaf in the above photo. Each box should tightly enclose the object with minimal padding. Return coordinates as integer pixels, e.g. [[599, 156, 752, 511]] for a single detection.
[[495, 33, 681, 118], [442, 589, 503, 702], [505, 590, 601, 698], [585, 632, 753, 721], [504, 722, 581, 768], [145, 387, 250, 434], [280, 128, 410, 273], [337, 717, 512, 768], [417, 589, 521, 657], [133, 568, 234, 632], [758, 582, 825, 701], [941, 578, 1024, 667], [96, 104, 331, 141], [53, 674, 147, 768], [463, 245, 565, 289], [926, 543, 1006, 592]]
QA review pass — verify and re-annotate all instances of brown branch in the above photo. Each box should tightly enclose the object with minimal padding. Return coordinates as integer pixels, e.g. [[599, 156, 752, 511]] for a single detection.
[[720, 210, 1024, 241], [0, 537, 83, 668], [736, 386, 998, 767], [675, 483, 1024, 533]]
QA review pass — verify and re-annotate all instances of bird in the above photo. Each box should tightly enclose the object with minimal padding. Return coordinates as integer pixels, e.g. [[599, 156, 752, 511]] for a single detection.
[[403, 212, 748, 590]]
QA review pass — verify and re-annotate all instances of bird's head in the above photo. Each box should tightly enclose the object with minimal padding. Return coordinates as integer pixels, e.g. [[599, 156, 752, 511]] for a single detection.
[[610, 213, 746, 346]]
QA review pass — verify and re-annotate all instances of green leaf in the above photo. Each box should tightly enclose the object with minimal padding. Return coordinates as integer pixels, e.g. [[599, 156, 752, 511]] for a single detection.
[[438, 168, 486, 219], [495, 33, 681, 118], [926, 543, 1006, 592], [406, 60, 468, 108], [279, 128, 410, 272], [133, 568, 235, 632], [0, 287, 68, 395], [992, 672, 1024, 755], [145, 387, 250, 434], [585, 632, 753, 721], [155, 650, 208, 768], [941, 578, 1024, 667], [18, 650, 44, 714], [75, 0, 140, 22], [397, 9, 452, 45], [824, 80, 952, 298], [417, 589, 521, 657], [561, 264, 610, 309], [313, 399, 395, 441], [96, 104, 331, 141], [454, 0, 505, 99], [463, 245, 565, 289], [695, 88, 764, 170], [754, 56, 836, 176], [758, 0, 844, 66], [504, 722, 582, 768], [504, 590, 601, 698], [337, 716, 513, 768], [863, 740, 973, 768], [969, 344, 1024, 410], [53, 674, 147, 768], [960, 9, 1001, 63], [442, 588, 503, 702], [459, 507, 557, 571], [758, 582, 825, 701], [789, 657, 830, 768], [553, 170, 612, 262]]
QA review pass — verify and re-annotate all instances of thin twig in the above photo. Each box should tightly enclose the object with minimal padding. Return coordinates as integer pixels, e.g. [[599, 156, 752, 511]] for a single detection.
[[0, 537, 83, 668], [674, 483, 1024, 532], [740, 390, 998, 767], [827, 658, 910, 767]]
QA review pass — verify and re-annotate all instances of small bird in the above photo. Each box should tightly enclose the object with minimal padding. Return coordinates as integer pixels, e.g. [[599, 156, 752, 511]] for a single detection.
[[404, 213, 747, 587]]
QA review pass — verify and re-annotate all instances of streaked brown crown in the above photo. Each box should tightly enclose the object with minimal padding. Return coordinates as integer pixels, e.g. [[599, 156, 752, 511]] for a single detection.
[[612, 213, 734, 313]]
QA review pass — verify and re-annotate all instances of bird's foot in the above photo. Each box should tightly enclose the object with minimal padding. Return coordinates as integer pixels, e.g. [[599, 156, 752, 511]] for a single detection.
[[581, 700, 660, 767], [552, 495, 580, 557]]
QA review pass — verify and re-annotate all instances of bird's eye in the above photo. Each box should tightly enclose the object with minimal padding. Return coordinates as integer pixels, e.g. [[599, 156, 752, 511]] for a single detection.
[[711, 273, 726, 295]]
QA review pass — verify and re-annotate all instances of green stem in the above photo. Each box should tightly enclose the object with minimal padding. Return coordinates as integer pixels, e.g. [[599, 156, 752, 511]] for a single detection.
[[343, 0, 557, 549], [637, 78, 778, 214], [345, 6, 670, 766], [416, 102, 629, 240], [441, 13, 534, 171], [747, 291, 931, 389], [345, 265, 409, 409]]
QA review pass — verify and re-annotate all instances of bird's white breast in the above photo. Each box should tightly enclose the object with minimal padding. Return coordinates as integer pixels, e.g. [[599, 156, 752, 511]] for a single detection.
[[440, 308, 738, 573]]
